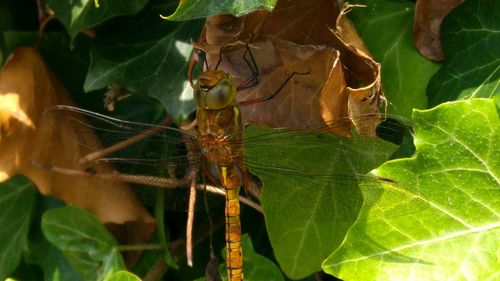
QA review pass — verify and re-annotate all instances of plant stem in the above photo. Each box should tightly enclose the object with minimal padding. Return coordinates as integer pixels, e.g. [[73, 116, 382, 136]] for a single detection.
[[116, 243, 164, 251]]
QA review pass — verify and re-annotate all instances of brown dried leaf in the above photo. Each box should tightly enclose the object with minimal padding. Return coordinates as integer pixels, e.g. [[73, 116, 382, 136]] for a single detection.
[[198, 0, 385, 136], [197, 37, 343, 130], [413, 0, 464, 61], [0, 47, 154, 248], [331, 6, 385, 137]]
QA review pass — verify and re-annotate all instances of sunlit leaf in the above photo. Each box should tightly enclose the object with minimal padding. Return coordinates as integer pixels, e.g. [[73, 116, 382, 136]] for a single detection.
[[165, 0, 277, 21], [323, 98, 500, 280], [108, 270, 141, 281], [427, 0, 500, 106], [42, 206, 126, 281], [0, 176, 36, 280]]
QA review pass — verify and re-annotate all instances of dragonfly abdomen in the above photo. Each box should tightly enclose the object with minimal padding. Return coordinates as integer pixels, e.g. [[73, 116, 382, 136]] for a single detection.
[[223, 166, 244, 281], [226, 187, 243, 281]]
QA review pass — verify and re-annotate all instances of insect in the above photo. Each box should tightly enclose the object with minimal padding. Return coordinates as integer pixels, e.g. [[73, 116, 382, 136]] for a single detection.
[[34, 43, 425, 281]]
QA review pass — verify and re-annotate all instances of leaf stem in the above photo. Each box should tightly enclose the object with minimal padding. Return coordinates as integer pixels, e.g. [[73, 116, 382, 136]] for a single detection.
[[116, 243, 164, 251]]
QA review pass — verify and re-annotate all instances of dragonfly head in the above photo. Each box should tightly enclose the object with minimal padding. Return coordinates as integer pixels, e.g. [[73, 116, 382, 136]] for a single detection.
[[193, 70, 237, 110]]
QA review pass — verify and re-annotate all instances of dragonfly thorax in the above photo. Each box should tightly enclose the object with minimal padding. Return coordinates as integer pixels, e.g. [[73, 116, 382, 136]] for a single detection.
[[198, 134, 237, 166], [193, 70, 237, 110]]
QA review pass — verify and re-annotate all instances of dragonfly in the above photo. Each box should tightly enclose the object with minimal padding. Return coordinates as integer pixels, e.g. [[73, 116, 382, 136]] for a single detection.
[[34, 44, 424, 281]]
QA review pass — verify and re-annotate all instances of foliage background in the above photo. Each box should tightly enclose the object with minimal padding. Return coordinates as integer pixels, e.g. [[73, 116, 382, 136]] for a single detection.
[[0, 0, 498, 280]]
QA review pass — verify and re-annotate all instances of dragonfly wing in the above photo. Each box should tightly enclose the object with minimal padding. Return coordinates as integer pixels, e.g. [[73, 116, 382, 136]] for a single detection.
[[237, 120, 427, 277], [40, 105, 198, 174], [37, 105, 230, 213], [240, 118, 427, 221]]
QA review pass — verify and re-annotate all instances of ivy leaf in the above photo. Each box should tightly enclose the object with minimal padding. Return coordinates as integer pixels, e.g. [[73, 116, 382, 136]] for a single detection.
[[323, 99, 500, 280], [26, 219, 85, 281], [245, 126, 397, 279], [31, 247, 85, 281], [0, 176, 37, 280], [349, 0, 440, 119], [108, 270, 141, 281], [84, 10, 203, 120], [41, 206, 125, 281], [45, 0, 148, 39], [427, 0, 500, 106], [219, 234, 284, 281], [164, 0, 277, 21]]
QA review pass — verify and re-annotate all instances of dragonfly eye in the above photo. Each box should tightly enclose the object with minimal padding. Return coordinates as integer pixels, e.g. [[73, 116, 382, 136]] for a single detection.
[[204, 78, 236, 110], [194, 78, 236, 110], [193, 70, 236, 110]]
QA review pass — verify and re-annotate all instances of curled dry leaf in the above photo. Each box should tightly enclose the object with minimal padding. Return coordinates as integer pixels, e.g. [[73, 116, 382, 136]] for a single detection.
[[196, 0, 385, 137], [0, 47, 154, 251], [413, 0, 464, 61]]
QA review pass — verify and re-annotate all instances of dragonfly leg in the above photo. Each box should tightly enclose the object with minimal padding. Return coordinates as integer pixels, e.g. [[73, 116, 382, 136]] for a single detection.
[[186, 176, 197, 267], [31, 161, 182, 188], [236, 42, 260, 91], [214, 44, 227, 70], [188, 48, 210, 87], [238, 70, 310, 106]]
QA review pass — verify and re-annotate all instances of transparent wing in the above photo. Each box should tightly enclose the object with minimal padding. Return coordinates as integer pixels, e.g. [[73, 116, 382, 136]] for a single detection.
[[36, 105, 208, 212], [40, 105, 199, 175], [37, 105, 426, 217], [232, 115, 427, 220]]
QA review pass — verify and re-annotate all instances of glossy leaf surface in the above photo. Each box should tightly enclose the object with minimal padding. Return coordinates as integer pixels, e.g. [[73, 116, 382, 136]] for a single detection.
[[427, 0, 500, 106], [108, 270, 142, 281], [165, 0, 277, 21], [323, 99, 500, 281]]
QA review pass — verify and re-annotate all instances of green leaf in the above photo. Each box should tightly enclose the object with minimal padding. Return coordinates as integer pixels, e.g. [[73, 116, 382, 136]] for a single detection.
[[0, 176, 37, 280], [27, 226, 85, 281], [323, 98, 500, 280], [245, 126, 398, 279], [350, 0, 440, 119], [219, 234, 284, 281], [427, 0, 500, 106], [45, 0, 148, 39], [108, 270, 141, 281], [164, 0, 277, 21], [41, 206, 125, 281], [84, 12, 203, 120]]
